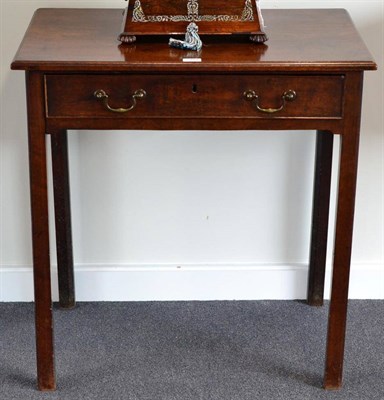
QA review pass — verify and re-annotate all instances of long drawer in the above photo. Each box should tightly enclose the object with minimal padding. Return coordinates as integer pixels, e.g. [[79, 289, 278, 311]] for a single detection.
[[45, 74, 344, 119]]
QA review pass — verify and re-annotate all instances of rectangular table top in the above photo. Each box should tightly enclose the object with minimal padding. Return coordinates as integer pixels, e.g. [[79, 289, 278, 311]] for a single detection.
[[12, 8, 376, 73]]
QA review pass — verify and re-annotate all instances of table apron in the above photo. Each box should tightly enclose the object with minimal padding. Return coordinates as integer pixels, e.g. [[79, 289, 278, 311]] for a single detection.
[[45, 118, 343, 133]]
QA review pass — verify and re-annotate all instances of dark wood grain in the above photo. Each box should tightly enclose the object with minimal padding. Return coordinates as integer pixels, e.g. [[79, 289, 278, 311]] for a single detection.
[[46, 116, 344, 133], [51, 129, 75, 309], [120, 0, 265, 37], [26, 71, 56, 391], [323, 71, 364, 389], [11, 9, 376, 72], [12, 8, 377, 392], [307, 130, 334, 306], [45, 74, 344, 119]]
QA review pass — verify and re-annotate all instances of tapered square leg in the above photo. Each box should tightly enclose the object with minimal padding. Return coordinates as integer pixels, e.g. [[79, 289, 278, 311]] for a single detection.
[[307, 130, 334, 306], [26, 72, 56, 391], [324, 72, 364, 389], [51, 130, 75, 309]]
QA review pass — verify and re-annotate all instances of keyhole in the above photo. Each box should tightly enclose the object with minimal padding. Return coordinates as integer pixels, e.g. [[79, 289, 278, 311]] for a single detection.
[[192, 84, 198, 93]]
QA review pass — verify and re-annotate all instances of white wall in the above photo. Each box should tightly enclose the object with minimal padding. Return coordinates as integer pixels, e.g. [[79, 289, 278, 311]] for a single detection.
[[0, 0, 383, 301]]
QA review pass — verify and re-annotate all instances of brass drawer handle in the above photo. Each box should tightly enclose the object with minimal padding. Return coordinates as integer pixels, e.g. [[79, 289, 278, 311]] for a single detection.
[[94, 89, 146, 113], [244, 90, 297, 114]]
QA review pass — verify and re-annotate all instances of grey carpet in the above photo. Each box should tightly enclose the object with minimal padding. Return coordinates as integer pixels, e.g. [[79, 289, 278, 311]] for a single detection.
[[0, 301, 383, 400]]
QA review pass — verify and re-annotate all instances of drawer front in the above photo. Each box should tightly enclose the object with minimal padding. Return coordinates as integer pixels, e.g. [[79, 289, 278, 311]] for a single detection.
[[45, 74, 344, 119]]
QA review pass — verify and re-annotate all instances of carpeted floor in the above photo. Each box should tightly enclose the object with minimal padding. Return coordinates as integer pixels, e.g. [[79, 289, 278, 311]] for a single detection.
[[0, 301, 383, 400]]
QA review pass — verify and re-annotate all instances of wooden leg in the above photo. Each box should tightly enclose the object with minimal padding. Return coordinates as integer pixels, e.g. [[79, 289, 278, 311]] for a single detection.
[[51, 130, 75, 309], [324, 72, 364, 389], [26, 72, 56, 391], [307, 130, 334, 306]]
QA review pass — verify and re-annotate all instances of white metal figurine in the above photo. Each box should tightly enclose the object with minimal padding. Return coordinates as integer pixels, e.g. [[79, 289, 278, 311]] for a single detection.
[[169, 22, 203, 51]]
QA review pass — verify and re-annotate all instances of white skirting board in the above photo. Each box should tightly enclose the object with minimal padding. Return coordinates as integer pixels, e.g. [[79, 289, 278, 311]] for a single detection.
[[0, 263, 383, 302]]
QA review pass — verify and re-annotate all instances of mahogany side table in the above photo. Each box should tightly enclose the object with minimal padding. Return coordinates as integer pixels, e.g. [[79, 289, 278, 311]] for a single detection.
[[11, 8, 376, 391]]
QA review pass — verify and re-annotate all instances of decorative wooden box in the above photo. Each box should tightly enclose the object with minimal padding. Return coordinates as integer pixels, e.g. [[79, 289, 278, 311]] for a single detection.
[[119, 0, 267, 44]]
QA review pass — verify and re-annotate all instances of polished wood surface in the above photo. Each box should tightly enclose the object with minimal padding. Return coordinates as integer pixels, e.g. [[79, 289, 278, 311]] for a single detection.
[[45, 74, 344, 119], [12, 7, 376, 392], [120, 0, 266, 38], [26, 71, 56, 391], [324, 71, 364, 389], [12, 9, 376, 72]]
